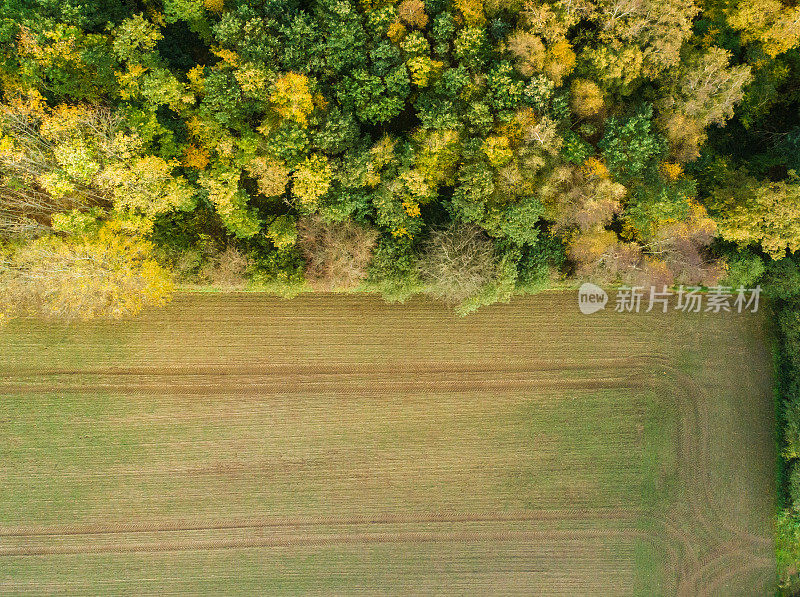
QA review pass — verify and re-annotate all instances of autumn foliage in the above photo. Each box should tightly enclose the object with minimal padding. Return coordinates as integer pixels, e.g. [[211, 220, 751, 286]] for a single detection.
[[0, 0, 799, 317]]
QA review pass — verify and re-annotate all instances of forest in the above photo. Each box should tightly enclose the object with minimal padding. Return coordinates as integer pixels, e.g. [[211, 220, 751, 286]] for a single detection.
[[2, 0, 800, 590]]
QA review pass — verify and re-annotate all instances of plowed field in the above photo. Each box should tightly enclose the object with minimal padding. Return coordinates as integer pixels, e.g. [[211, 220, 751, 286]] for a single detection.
[[0, 292, 776, 595]]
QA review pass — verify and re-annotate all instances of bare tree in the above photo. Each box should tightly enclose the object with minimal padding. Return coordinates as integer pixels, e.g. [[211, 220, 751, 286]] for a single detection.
[[297, 215, 379, 291], [418, 223, 501, 305]]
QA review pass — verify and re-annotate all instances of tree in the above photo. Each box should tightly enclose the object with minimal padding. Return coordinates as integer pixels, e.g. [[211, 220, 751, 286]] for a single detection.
[[0, 98, 194, 236], [541, 163, 626, 233], [595, 0, 698, 77], [710, 171, 800, 259], [0, 223, 173, 320], [417, 223, 515, 313], [570, 79, 604, 118], [0, 0, 789, 317], [598, 104, 664, 181], [297, 214, 379, 290], [198, 167, 261, 238], [658, 47, 752, 129], [291, 154, 333, 211], [398, 0, 429, 29], [725, 0, 800, 57]]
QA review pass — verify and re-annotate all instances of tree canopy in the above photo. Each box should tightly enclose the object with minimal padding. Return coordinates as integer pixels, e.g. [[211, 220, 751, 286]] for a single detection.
[[0, 0, 798, 316]]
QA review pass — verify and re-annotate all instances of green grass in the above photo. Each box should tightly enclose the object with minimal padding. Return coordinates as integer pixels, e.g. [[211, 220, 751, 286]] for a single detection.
[[633, 538, 665, 597], [0, 292, 777, 594]]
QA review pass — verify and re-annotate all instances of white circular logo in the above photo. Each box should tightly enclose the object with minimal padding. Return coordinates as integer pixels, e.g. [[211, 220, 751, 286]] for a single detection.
[[578, 283, 608, 314]]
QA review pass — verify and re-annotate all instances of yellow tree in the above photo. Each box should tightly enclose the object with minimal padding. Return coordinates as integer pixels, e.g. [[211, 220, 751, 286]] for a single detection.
[[0, 222, 173, 320], [0, 98, 195, 236], [725, 0, 800, 57], [711, 170, 800, 259]]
